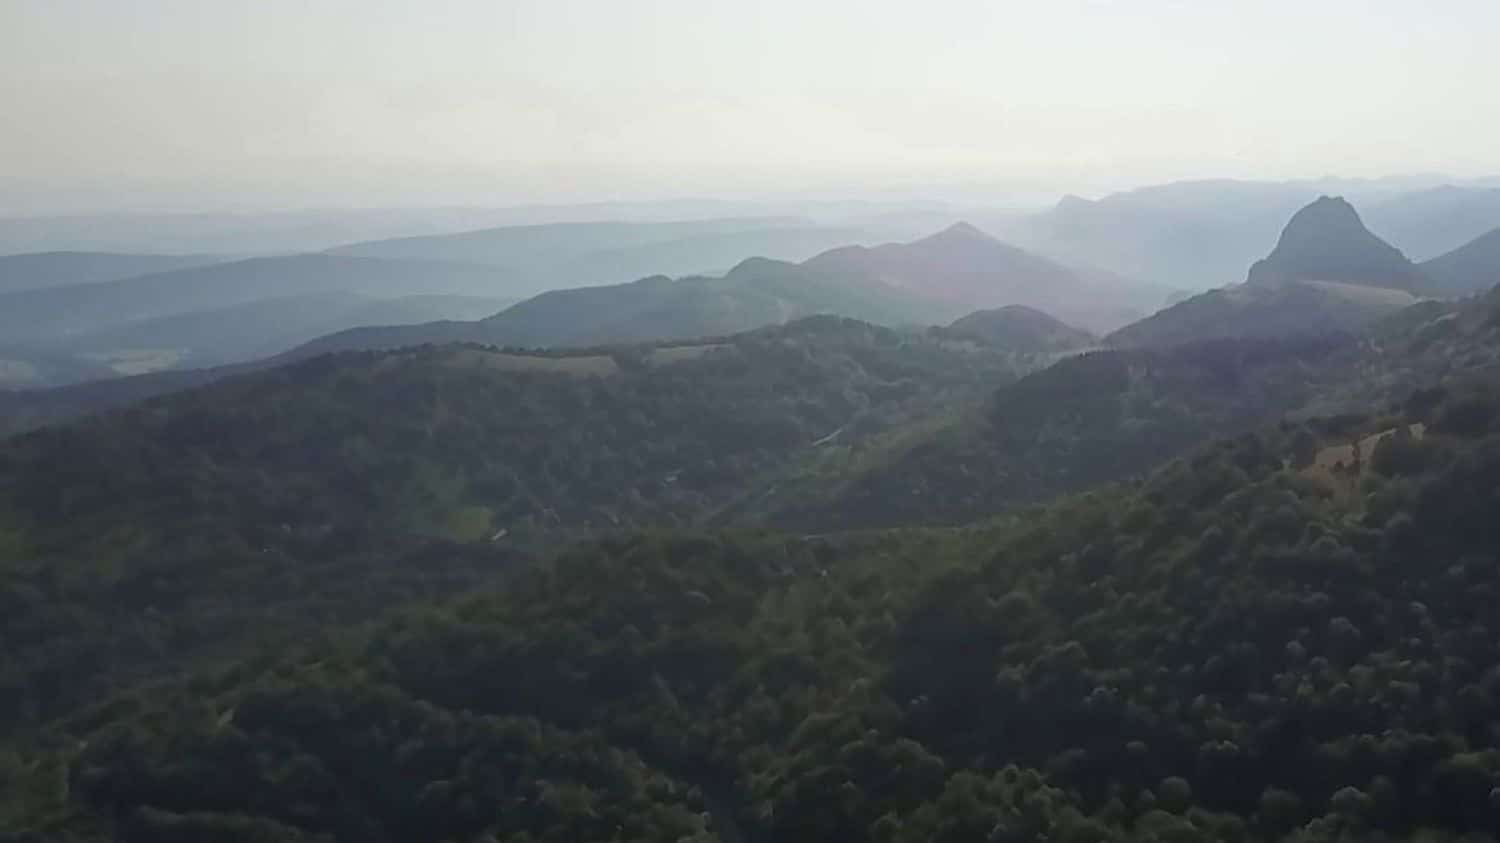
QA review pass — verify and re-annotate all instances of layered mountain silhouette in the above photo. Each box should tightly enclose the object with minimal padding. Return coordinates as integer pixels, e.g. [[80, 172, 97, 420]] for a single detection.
[[1110, 197, 1431, 347], [803, 222, 1163, 332], [1420, 227, 1500, 296], [328, 217, 895, 294], [0, 254, 518, 344], [1107, 279, 1421, 348], [295, 223, 1164, 359], [1245, 196, 1426, 290], [0, 251, 222, 294]]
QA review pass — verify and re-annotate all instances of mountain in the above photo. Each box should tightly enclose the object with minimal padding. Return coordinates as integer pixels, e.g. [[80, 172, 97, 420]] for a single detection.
[[0, 251, 222, 293], [999, 177, 1436, 289], [291, 257, 955, 358], [295, 224, 1164, 360], [0, 254, 516, 344], [1363, 184, 1500, 260], [1245, 196, 1427, 290], [992, 177, 1500, 290], [803, 222, 1166, 333], [328, 217, 890, 292], [1100, 198, 1434, 349], [936, 305, 1097, 352], [1420, 227, 1500, 296]]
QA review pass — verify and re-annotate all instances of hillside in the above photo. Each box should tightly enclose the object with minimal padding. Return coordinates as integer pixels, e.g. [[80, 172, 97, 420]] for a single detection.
[[291, 254, 962, 358], [1420, 228, 1500, 296], [804, 222, 1165, 333], [27, 292, 514, 374], [0, 317, 1030, 730], [937, 305, 1097, 352], [293, 224, 1160, 360], [989, 178, 1498, 289], [1101, 197, 1435, 349], [1106, 281, 1422, 348], [328, 217, 888, 290], [1246, 196, 1427, 291], [9, 357, 1500, 841], [1363, 184, 1500, 260], [742, 285, 1500, 532], [733, 336, 1349, 529], [0, 254, 517, 344], [3, 272, 1500, 843], [0, 251, 221, 293]]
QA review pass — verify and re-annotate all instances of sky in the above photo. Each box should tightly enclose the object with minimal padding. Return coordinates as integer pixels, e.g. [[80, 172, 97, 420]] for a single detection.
[[2, 0, 1499, 212]]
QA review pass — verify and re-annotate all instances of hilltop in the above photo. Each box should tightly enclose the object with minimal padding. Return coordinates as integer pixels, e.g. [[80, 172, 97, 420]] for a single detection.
[[1246, 196, 1427, 290], [936, 305, 1097, 352]]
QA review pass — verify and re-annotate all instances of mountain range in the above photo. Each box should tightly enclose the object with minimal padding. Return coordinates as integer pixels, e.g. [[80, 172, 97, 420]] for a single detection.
[[7, 180, 1500, 840], [1109, 196, 1500, 348], [294, 223, 1167, 359], [993, 178, 1500, 287], [0, 251, 223, 293]]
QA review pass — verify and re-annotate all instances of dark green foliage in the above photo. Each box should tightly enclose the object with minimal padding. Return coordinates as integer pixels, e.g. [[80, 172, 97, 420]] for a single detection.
[[8, 286, 1500, 841], [0, 317, 1024, 732], [8, 379, 1500, 841], [763, 337, 1347, 529]]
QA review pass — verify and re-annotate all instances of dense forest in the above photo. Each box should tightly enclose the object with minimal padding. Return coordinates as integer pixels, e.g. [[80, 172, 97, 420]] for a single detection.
[[4, 281, 1500, 841], [6, 360, 1500, 841], [0, 317, 1034, 733]]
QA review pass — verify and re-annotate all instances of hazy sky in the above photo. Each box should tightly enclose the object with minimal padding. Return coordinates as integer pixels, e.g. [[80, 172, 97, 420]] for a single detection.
[[3, 0, 1498, 211]]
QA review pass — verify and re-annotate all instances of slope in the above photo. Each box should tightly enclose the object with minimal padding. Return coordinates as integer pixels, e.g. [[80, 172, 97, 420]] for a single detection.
[[804, 222, 1166, 333], [10, 359, 1500, 842], [0, 251, 222, 294], [0, 317, 1030, 731], [1106, 281, 1422, 349], [937, 305, 1097, 352], [744, 284, 1500, 532], [1364, 184, 1500, 260], [1420, 228, 1500, 296], [290, 256, 960, 358], [292, 224, 1161, 360], [328, 217, 884, 291], [0, 254, 517, 343], [32, 292, 515, 373], [999, 177, 1427, 289]]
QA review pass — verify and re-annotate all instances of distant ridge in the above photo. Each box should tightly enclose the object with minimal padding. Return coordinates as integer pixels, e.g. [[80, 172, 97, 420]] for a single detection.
[[1108, 197, 1434, 348], [938, 305, 1096, 352], [0, 251, 220, 294], [1419, 227, 1500, 296], [292, 223, 1166, 359], [803, 221, 1164, 333]]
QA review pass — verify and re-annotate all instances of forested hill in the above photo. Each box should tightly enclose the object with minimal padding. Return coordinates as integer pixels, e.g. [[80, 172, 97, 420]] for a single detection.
[[9, 345, 1500, 841], [0, 316, 1029, 731], [745, 286, 1500, 531]]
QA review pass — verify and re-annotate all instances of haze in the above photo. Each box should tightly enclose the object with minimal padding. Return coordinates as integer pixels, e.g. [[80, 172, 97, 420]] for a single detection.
[[4, 0, 1498, 213]]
